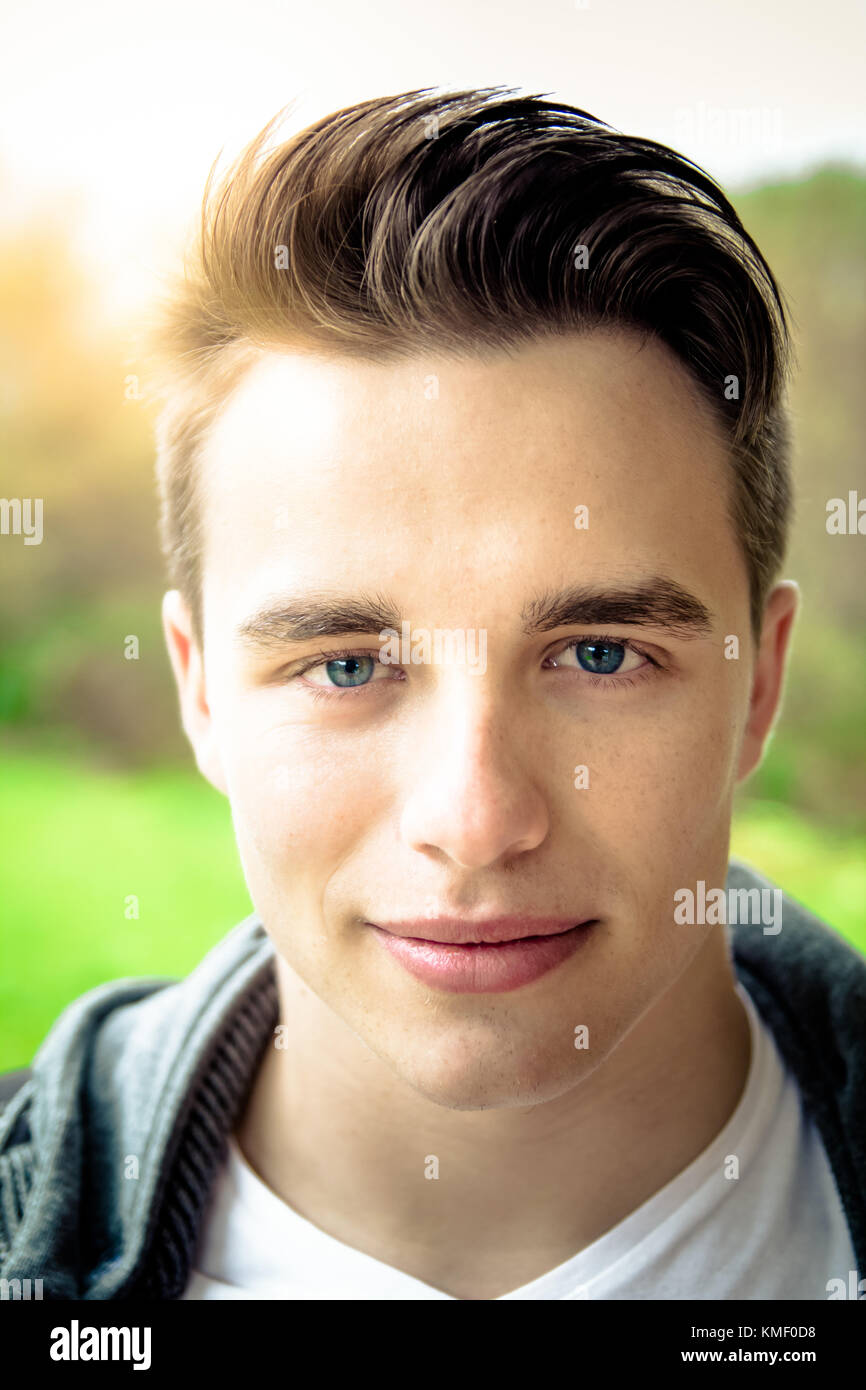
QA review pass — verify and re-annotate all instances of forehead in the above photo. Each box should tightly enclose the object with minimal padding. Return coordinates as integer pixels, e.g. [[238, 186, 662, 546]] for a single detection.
[[197, 329, 743, 631]]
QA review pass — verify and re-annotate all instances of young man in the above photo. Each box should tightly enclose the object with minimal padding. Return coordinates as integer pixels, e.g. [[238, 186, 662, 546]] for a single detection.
[[1, 87, 864, 1302]]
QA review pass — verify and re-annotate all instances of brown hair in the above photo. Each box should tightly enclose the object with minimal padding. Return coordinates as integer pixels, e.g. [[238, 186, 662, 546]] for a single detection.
[[146, 86, 793, 644]]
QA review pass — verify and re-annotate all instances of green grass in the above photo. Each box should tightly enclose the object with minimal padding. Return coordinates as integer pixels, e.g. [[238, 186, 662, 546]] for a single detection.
[[730, 803, 866, 956], [0, 751, 252, 1069], [1, 752, 863, 1070]]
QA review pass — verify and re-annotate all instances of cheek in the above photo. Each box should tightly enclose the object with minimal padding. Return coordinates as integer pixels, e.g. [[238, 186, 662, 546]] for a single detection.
[[218, 713, 387, 888], [656, 678, 746, 834], [568, 673, 745, 875]]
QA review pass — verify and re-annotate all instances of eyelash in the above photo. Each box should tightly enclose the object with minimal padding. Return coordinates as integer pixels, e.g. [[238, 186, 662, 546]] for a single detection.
[[290, 635, 660, 702]]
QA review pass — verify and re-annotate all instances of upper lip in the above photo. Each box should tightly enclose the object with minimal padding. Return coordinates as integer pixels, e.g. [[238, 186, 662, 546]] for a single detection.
[[367, 916, 594, 945]]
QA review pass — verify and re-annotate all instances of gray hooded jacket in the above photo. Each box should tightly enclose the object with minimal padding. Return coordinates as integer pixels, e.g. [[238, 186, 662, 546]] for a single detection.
[[1, 860, 864, 1299]]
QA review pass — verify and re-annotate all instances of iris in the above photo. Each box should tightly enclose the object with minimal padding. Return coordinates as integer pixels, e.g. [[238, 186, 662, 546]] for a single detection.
[[325, 656, 376, 687], [574, 640, 625, 675]]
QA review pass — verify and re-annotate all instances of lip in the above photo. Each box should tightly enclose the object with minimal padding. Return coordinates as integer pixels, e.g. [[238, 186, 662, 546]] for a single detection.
[[370, 916, 592, 944], [366, 917, 598, 994]]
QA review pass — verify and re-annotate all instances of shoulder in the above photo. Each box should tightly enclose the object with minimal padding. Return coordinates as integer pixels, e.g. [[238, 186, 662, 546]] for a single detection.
[[0, 913, 276, 1296], [727, 858, 866, 1024], [727, 858, 866, 1157]]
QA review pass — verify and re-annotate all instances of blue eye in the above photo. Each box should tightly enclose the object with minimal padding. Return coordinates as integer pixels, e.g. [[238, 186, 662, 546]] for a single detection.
[[574, 640, 625, 674], [324, 655, 377, 687]]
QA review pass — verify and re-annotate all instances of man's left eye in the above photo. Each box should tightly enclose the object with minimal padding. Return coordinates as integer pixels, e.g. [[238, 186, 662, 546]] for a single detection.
[[549, 640, 644, 676]]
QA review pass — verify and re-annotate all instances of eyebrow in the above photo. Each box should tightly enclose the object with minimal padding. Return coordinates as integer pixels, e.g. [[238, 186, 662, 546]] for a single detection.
[[234, 576, 714, 652], [235, 591, 404, 651], [520, 577, 714, 638]]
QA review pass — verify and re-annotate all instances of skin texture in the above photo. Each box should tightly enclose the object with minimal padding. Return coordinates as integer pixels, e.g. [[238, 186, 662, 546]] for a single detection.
[[163, 327, 798, 1298]]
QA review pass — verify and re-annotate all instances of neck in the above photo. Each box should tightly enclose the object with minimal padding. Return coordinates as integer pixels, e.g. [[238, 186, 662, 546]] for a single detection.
[[237, 926, 751, 1299]]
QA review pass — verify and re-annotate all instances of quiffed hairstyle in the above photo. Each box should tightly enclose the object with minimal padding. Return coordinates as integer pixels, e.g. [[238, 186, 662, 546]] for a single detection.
[[147, 86, 793, 643]]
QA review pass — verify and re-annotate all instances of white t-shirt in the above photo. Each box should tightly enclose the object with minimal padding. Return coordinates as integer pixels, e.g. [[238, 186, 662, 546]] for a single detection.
[[182, 983, 857, 1300]]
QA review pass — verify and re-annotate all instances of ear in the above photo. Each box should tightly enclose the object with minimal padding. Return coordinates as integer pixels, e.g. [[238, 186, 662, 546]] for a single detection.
[[736, 581, 799, 783], [162, 589, 228, 796]]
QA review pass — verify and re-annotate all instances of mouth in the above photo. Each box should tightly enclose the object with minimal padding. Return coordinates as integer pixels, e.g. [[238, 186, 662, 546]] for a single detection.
[[369, 916, 595, 945], [365, 917, 598, 994]]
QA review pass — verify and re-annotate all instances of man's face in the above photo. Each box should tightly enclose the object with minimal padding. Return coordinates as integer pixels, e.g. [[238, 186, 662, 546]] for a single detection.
[[171, 328, 767, 1110]]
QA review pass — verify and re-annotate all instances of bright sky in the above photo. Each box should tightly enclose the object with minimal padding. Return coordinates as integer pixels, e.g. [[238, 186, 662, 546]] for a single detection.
[[2, 0, 864, 324]]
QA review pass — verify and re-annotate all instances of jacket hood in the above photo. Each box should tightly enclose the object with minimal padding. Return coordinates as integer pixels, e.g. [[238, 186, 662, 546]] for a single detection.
[[0, 914, 278, 1299]]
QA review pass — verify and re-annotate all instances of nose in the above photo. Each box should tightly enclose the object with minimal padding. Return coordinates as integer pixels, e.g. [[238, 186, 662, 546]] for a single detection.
[[398, 678, 550, 870]]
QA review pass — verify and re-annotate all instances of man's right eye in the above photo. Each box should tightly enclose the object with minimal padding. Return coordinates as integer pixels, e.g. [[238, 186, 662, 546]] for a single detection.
[[294, 650, 405, 697]]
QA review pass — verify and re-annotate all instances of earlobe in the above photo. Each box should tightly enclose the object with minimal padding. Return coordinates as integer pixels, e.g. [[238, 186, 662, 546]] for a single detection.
[[736, 581, 799, 784], [161, 590, 229, 796]]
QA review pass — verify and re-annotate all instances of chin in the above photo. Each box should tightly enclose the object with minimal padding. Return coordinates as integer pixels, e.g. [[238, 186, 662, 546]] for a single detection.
[[386, 1027, 603, 1112]]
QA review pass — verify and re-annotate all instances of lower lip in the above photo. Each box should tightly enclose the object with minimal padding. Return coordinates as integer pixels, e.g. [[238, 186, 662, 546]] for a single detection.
[[368, 922, 597, 994]]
